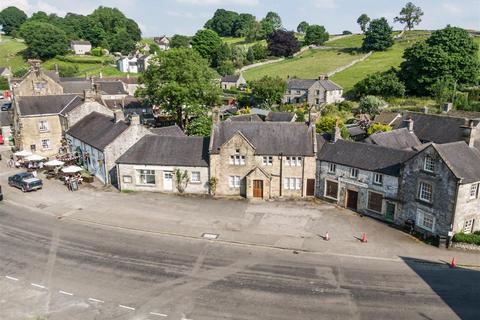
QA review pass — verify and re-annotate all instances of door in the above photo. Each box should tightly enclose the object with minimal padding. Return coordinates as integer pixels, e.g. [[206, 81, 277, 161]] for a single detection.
[[163, 171, 173, 191], [386, 202, 395, 222], [346, 190, 358, 211], [306, 179, 315, 196], [253, 180, 263, 198]]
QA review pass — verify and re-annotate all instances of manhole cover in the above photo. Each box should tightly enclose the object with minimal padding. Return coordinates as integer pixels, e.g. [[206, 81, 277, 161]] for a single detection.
[[202, 233, 219, 240]]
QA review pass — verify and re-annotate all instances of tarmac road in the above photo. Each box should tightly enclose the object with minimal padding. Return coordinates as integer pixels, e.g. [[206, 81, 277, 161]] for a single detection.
[[1, 201, 479, 320]]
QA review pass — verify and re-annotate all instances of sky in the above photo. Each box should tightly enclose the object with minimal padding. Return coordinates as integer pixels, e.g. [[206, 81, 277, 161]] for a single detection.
[[1, 0, 479, 37]]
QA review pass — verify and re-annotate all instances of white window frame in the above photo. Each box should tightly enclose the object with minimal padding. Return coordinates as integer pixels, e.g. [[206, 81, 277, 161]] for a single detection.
[[470, 183, 479, 199], [38, 120, 49, 132], [419, 182, 433, 203], [262, 156, 273, 166], [328, 163, 336, 174], [122, 175, 132, 183], [416, 209, 435, 232], [230, 155, 245, 166], [41, 139, 51, 150], [350, 168, 359, 179], [463, 219, 475, 234], [284, 177, 302, 190], [373, 173, 383, 185], [191, 171, 201, 183], [423, 156, 435, 173], [137, 169, 156, 185], [229, 176, 241, 188]]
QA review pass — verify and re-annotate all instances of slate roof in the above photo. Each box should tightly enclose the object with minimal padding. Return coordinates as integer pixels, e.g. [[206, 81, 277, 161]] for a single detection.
[[287, 78, 342, 91], [346, 125, 366, 137], [0, 67, 7, 74], [66, 112, 129, 150], [319, 79, 342, 91], [149, 125, 186, 137], [318, 139, 416, 176], [365, 128, 422, 150], [221, 75, 240, 83], [60, 80, 92, 94], [95, 81, 128, 95], [226, 114, 263, 122], [17, 95, 83, 116], [116, 135, 209, 167], [374, 112, 401, 125], [71, 40, 91, 46], [211, 122, 315, 156], [393, 112, 478, 144], [434, 142, 480, 184], [266, 112, 295, 122]]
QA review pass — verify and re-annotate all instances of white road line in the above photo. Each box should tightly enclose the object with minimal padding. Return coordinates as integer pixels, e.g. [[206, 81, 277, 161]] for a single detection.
[[59, 290, 74, 296], [30, 283, 46, 289], [150, 312, 168, 317], [118, 304, 135, 311], [5, 276, 19, 281], [88, 297, 105, 303]]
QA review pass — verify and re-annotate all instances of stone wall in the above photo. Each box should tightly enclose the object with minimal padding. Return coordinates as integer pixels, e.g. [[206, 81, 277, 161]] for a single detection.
[[13, 70, 63, 97], [66, 101, 114, 129], [452, 183, 480, 234], [18, 115, 63, 157]]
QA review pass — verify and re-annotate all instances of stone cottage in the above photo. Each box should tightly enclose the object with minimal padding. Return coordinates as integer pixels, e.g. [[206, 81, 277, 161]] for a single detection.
[[12, 60, 63, 97], [70, 40, 92, 55], [284, 76, 343, 106]]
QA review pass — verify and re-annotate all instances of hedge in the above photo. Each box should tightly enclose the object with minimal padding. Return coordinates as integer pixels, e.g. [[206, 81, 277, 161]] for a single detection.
[[452, 232, 480, 246]]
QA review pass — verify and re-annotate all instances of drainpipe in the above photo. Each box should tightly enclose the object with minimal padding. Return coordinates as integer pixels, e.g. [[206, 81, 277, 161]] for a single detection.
[[279, 153, 283, 197], [301, 156, 305, 197], [448, 180, 461, 246]]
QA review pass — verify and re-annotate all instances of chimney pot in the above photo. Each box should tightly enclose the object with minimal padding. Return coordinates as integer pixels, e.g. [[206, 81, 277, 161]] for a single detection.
[[130, 113, 140, 126], [113, 109, 125, 123], [403, 118, 414, 132]]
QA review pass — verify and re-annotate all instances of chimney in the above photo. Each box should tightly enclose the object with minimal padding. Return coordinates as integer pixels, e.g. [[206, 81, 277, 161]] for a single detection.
[[83, 89, 95, 101], [318, 75, 325, 80], [212, 107, 220, 125], [28, 59, 42, 75], [99, 72, 103, 79], [113, 109, 125, 123], [331, 119, 342, 143], [130, 113, 141, 126], [464, 120, 477, 147], [403, 117, 414, 133]]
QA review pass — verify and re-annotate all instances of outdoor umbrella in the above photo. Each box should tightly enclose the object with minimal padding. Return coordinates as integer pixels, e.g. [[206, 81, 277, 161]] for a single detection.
[[14, 150, 32, 157], [25, 154, 45, 162], [61, 165, 83, 173], [45, 159, 65, 167]]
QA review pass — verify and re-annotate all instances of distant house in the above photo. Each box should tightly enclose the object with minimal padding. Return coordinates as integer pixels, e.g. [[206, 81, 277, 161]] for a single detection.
[[265, 112, 296, 122], [71, 40, 92, 55], [220, 74, 246, 90], [94, 81, 129, 100], [284, 75, 343, 106], [226, 114, 263, 122], [153, 36, 170, 51], [117, 56, 139, 73], [12, 60, 63, 97], [0, 66, 11, 79]]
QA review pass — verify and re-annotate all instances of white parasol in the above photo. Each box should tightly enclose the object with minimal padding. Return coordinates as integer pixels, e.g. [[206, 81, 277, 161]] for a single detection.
[[61, 165, 83, 173], [14, 150, 32, 157], [25, 154, 45, 162], [45, 159, 65, 167]]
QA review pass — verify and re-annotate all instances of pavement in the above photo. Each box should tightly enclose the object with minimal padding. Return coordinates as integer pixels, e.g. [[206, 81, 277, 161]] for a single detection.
[[1, 149, 480, 319]]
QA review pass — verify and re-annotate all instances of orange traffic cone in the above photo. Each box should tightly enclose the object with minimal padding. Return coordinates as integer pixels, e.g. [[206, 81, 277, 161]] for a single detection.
[[325, 231, 330, 241], [361, 233, 367, 243], [450, 257, 456, 268]]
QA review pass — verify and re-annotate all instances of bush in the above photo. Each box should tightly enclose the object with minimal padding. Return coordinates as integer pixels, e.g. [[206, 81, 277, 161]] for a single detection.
[[53, 63, 79, 77], [358, 95, 386, 115], [367, 123, 392, 135], [452, 232, 480, 246], [0, 76, 9, 90], [353, 68, 405, 98], [91, 47, 104, 57], [342, 30, 353, 35], [454, 92, 469, 110]]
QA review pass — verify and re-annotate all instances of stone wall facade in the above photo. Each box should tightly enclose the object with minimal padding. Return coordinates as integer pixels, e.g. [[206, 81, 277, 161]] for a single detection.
[[452, 183, 480, 234], [16, 115, 63, 157], [13, 70, 63, 97], [284, 81, 343, 106], [65, 101, 114, 129]]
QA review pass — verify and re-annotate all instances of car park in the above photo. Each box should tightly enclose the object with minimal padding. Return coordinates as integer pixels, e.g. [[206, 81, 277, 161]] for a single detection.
[[8, 173, 43, 192]]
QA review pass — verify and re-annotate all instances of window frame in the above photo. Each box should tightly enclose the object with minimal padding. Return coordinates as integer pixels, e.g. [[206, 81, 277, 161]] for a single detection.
[[262, 156, 273, 166], [470, 183, 479, 199], [229, 176, 241, 188], [230, 154, 246, 166], [367, 191, 383, 213], [423, 156, 435, 173], [325, 179, 339, 200], [328, 163, 336, 174], [373, 173, 383, 185], [463, 219, 475, 234], [284, 177, 302, 190], [350, 168, 359, 179], [137, 169, 156, 185], [41, 139, 51, 150], [191, 171, 201, 183], [418, 181, 433, 203], [416, 209, 435, 232], [122, 175, 132, 183], [38, 120, 49, 132]]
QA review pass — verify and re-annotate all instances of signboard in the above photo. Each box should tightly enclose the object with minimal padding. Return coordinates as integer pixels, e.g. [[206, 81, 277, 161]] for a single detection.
[[338, 177, 369, 188]]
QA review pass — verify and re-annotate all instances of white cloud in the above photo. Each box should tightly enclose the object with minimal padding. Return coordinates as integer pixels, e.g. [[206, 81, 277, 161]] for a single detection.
[[176, 0, 259, 6], [441, 2, 464, 15], [312, 0, 338, 9]]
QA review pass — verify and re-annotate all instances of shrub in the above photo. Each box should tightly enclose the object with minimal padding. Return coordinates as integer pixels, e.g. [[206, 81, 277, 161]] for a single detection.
[[353, 68, 405, 98], [452, 232, 480, 246], [367, 123, 392, 135], [358, 95, 386, 115], [91, 47, 104, 57]]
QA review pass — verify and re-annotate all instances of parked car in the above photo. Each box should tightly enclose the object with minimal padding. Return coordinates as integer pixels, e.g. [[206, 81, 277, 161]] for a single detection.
[[0, 134, 4, 145], [1, 102, 12, 111], [8, 173, 43, 192]]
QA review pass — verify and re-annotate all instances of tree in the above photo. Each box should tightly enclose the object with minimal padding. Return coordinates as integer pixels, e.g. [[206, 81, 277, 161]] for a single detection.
[[342, 30, 352, 35], [245, 21, 263, 42], [304, 25, 329, 46], [0, 6, 27, 36], [233, 13, 256, 37], [191, 29, 223, 62], [316, 116, 349, 138], [251, 43, 269, 60], [358, 95, 385, 115], [170, 34, 191, 48], [138, 48, 221, 130], [357, 14, 370, 33], [400, 26, 480, 96], [204, 9, 239, 37], [186, 111, 213, 136], [246, 47, 255, 64], [362, 18, 393, 52], [367, 123, 392, 135], [297, 21, 309, 34], [212, 42, 232, 68], [249, 76, 287, 108], [173, 169, 190, 193], [394, 2, 424, 31], [260, 11, 282, 37], [20, 21, 69, 60], [353, 68, 405, 98], [267, 30, 300, 57], [430, 77, 455, 104], [265, 11, 282, 29], [0, 76, 9, 90], [109, 28, 136, 54]]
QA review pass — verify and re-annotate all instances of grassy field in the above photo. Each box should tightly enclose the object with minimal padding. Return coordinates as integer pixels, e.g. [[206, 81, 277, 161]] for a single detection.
[[325, 34, 364, 48], [0, 37, 28, 73]]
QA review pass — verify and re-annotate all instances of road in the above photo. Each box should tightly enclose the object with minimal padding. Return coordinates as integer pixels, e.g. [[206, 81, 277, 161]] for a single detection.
[[1, 201, 479, 320]]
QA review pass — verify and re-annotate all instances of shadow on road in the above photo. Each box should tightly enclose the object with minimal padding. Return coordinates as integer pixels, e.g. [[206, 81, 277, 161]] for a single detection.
[[401, 256, 480, 320]]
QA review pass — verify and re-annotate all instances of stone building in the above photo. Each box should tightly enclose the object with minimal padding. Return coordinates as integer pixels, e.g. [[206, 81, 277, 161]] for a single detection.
[[12, 60, 63, 97], [398, 141, 480, 238], [70, 40, 92, 55], [209, 113, 317, 199], [316, 135, 414, 221], [284, 76, 343, 106], [220, 74, 246, 90]]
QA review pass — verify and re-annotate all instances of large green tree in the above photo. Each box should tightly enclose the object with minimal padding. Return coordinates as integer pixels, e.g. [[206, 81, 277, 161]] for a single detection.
[[399, 26, 480, 96], [0, 6, 27, 36], [353, 68, 405, 98], [191, 29, 223, 63], [170, 34, 191, 48], [304, 25, 329, 46], [267, 29, 300, 57], [138, 48, 221, 130], [204, 9, 239, 37], [357, 14, 370, 33], [297, 21, 309, 34], [260, 11, 282, 38], [362, 18, 393, 52], [394, 2, 424, 31], [233, 13, 256, 37], [249, 76, 287, 108], [20, 21, 69, 60]]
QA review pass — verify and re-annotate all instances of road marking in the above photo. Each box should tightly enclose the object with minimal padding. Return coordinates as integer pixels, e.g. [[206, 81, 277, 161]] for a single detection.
[[31, 283, 46, 289], [88, 297, 105, 303], [59, 290, 73, 296], [5, 276, 19, 281], [150, 312, 168, 317], [119, 304, 135, 311]]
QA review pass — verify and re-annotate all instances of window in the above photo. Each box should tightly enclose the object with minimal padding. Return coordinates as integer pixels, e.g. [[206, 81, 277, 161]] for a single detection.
[[38, 120, 49, 132], [123, 175, 132, 183], [368, 191, 383, 213], [262, 156, 273, 166], [470, 183, 479, 199], [230, 155, 245, 166], [229, 176, 241, 188], [325, 180, 338, 199], [316, 90, 320, 95], [350, 168, 359, 179], [41, 139, 51, 150], [191, 171, 201, 183], [284, 177, 301, 190], [423, 156, 435, 172], [419, 182, 433, 203], [328, 163, 336, 173], [315, 98, 320, 104], [287, 97, 291, 103], [373, 173, 383, 185], [34, 82, 46, 90], [138, 170, 155, 185], [296, 90, 301, 94], [295, 97, 300, 103], [416, 209, 435, 232], [285, 156, 302, 167], [30, 144, 36, 152], [463, 219, 475, 234]]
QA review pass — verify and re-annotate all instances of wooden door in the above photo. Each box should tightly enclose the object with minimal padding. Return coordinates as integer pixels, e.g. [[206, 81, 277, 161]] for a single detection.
[[253, 180, 263, 198], [306, 179, 315, 196], [346, 190, 358, 211], [386, 202, 395, 222]]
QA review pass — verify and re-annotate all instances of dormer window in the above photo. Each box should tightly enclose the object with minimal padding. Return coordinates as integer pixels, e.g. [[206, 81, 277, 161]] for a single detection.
[[423, 156, 435, 173]]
